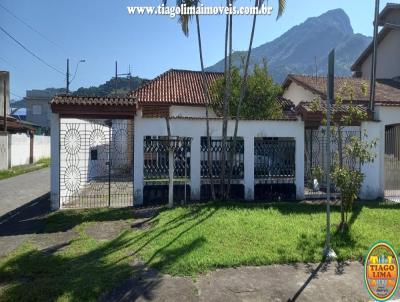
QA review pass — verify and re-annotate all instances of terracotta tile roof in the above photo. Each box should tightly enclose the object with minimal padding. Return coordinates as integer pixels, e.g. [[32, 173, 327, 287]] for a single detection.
[[51, 95, 135, 106], [277, 96, 295, 111], [297, 101, 370, 115], [283, 74, 400, 106], [130, 69, 223, 106]]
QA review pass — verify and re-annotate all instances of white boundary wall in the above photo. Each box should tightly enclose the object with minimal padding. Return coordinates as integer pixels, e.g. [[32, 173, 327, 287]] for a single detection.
[[33, 135, 51, 162], [9, 134, 31, 167], [0, 134, 8, 170], [7, 134, 50, 167], [134, 112, 305, 205]]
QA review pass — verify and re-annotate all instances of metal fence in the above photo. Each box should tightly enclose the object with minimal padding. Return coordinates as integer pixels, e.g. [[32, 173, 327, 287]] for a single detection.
[[304, 128, 361, 198], [143, 136, 191, 181], [254, 138, 295, 183], [254, 138, 296, 201], [385, 125, 400, 201], [200, 137, 244, 180]]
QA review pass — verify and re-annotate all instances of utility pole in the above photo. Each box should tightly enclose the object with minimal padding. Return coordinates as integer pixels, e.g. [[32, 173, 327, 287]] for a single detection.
[[324, 49, 337, 260], [115, 61, 118, 95], [369, 0, 380, 112], [3, 80, 7, 132], [66, 58, 70, 94]]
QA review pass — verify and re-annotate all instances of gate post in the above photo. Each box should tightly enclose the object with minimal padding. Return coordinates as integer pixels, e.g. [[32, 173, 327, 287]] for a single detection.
[[360, 121, 383, 199], [295, 122, 305, 200], [190, 136, 201, 201], [133, 131, 144, 206], [50, 113, 60, 210], [244, 135, 254, 201]]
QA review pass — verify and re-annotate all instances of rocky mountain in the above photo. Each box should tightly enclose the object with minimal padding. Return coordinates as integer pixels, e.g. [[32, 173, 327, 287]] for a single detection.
[[206, 9, 372, 83]]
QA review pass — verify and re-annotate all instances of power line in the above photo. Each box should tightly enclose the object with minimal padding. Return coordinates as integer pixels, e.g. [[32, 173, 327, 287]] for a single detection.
[[10, 92, 23, 99], [0, 25, 64, 76], [0, 3, 63, 51]]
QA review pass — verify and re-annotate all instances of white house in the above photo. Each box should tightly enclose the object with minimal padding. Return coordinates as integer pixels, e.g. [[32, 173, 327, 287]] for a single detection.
[[50, 3, 400, 209]]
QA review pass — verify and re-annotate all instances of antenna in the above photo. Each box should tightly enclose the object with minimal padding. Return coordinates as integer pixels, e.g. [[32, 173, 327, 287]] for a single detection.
[[315, 56, 318, 85]]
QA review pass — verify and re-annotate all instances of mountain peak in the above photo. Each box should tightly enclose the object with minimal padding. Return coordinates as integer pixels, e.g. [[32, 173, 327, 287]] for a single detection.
[[309, 8, 353, 35], [206, 8, 368, 82]]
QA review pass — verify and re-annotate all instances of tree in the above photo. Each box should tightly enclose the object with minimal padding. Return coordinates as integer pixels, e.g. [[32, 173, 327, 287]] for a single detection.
[[220, 0, 233, 199], [167, 0, 287, 201], [165, 0, 216, 201], [211, 64, 283, 119], [226, 0, 286, 198], [311, 81, 377, 231]]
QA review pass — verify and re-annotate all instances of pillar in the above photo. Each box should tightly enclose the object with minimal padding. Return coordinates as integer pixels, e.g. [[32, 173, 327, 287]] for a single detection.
[[190, 136, 201, 200], [360, 121, 383, 200], [295, 127, 305, 200], [133, 124, 144, 205], [50, 113, 60, 210], [244, 136, 254, 200]]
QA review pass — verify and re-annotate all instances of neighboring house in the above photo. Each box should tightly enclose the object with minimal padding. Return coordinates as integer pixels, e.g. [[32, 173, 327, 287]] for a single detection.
[[11, 107, 27, 120], [49, 3, 400, 210], [281, 3, 400, 201], [25, 88, 64, 134], [0, 71, 10, 118], [0, 72, 50, 170], [352, 3, 400, 80]]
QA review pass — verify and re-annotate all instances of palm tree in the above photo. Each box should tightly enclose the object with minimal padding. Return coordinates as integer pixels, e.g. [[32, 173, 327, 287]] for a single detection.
[[165, 0, 216, 200], [226, 0, 286, 198], [220, 0, 233, 200]]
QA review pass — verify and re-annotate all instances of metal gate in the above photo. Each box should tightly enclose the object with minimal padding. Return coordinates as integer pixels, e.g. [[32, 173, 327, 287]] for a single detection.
[[304, 128, 360, 198], [385, 125, 400, 201], [60, 119, 133, 209]]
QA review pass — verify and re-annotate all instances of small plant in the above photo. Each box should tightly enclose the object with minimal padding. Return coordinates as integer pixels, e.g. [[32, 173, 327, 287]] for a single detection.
[[311, 80, 377, 232]]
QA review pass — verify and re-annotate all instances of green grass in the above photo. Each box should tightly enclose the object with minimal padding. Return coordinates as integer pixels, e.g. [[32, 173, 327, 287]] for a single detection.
[[0, 157, 50, 181], [0, 201, 400, 301]]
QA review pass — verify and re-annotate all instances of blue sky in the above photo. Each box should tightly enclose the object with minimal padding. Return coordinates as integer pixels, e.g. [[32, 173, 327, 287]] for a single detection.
[[0, 0, 394, 99]]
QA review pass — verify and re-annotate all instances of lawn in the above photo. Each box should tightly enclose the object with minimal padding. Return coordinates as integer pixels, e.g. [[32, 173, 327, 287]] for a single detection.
[[0, 158, 50, 180], [0, 201, 399, 301]]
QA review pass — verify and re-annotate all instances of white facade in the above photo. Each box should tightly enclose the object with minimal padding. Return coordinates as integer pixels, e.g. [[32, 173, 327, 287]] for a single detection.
[[282, 81, 318, 106], [133, 110, 305, 205], [169, 105, 218, 118]]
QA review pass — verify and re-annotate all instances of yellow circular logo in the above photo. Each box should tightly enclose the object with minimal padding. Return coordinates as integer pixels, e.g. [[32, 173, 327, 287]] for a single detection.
[[364, 242, 399, 301]]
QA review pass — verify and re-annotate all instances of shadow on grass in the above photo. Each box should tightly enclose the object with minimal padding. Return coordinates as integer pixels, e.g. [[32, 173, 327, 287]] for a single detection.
[[0, 204, 218, 301], [0, 234, 142, 302]]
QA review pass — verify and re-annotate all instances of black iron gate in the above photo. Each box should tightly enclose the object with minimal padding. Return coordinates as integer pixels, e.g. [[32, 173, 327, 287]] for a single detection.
[[385, 125, 400, 201], [60, 119, 133, 209]]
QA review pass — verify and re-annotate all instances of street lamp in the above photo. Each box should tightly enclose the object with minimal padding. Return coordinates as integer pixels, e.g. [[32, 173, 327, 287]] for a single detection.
[[66, 59, 86, 94]]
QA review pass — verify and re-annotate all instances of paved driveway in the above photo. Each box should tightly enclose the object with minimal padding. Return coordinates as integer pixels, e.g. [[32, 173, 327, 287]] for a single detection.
[[0, 168, 50, 219]]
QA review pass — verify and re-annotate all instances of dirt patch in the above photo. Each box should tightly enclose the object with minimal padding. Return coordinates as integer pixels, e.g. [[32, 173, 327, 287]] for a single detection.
[[0, 235, 32, 258], [31, 230, 78, 251], [100, 260, 198, 302], [131, 218, 154, 230], [84, 220, 132, 241]]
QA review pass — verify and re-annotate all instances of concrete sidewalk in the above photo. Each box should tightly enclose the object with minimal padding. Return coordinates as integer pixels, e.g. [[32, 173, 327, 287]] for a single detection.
[[0, 168, 50, 221], [103, 261, 400, 302]]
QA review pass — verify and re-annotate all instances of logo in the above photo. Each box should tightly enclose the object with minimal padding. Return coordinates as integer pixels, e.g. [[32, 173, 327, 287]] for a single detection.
[[364, 241, 399, 301]]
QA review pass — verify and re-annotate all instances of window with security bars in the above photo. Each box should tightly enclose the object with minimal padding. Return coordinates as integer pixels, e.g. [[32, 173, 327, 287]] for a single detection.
[[200, 137, 244, 179], [254, 138, 295, 182]]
